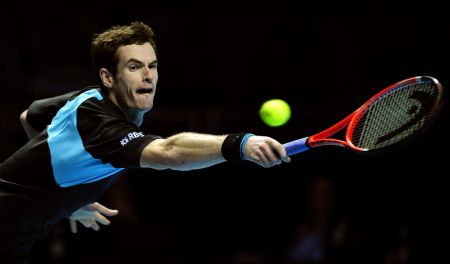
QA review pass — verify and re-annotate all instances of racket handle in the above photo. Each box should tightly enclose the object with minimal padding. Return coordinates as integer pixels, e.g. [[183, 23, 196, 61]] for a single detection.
[[283, 137, 310, 156]]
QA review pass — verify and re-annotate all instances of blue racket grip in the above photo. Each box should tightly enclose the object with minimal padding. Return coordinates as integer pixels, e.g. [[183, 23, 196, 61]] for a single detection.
[[283, 137, 310, 156]]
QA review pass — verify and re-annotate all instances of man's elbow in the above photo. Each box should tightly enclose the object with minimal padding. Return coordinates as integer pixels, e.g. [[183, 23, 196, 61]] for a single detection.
[[140, 145, 190, 171], [19, 109, 40, 139], [141, 153, 189, 171], [140, 142, 174, 170], [20, 110, 28, 124]]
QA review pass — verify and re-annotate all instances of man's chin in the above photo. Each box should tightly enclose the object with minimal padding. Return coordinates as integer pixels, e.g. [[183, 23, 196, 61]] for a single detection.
[[135, 101, 153, 112], [139, 106, 152, 113]]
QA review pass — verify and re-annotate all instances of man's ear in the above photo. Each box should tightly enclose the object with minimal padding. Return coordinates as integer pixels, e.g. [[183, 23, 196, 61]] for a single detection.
[[99, 68, 114, 88]]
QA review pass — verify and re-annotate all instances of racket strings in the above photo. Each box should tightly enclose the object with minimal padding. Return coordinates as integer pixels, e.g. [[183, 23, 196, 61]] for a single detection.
[[351, 82, 440, 150]]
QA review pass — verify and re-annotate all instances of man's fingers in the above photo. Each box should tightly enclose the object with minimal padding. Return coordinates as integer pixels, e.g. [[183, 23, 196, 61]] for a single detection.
[[70, 219, 78, 234], [260, 145, 280, 165], [258, 154, 271, 167], [91, 221, 100, 231], [267, 139, 290, 164], [91, 202, 119, 216], [80, 219, 92, 228], [94, 212, 112, 226], [70, 203, 117, 233]]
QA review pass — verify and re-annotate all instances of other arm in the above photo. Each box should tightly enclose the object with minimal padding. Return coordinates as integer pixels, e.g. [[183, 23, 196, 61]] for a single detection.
[[20, 110, 39, 139], [20, 90, 79, 139], [69, 202, 119, 233]]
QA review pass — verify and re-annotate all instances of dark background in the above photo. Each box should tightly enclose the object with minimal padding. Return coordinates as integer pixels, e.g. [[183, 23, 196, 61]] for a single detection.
[[1, 1, 449, 263]]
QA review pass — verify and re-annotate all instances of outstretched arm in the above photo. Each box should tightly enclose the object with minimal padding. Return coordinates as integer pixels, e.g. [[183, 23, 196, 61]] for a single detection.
[[140, 132, 290, 170]]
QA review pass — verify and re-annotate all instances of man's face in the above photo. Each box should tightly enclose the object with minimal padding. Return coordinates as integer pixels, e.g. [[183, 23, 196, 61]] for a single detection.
[[109, 42, 158, 112]]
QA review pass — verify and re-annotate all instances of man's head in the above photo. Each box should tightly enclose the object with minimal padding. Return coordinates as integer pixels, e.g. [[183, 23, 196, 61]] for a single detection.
[[91, 21, 158, 116]]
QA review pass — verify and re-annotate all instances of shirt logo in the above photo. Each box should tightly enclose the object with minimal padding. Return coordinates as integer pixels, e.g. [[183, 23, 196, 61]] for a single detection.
[[120, 131, 144, 146]]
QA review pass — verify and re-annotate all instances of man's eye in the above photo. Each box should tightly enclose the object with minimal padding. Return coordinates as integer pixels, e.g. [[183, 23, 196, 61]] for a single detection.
[[129, 65, 141, 71]]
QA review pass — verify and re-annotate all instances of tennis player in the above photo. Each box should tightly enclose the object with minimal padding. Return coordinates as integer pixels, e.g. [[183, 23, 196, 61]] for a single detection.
[[0, 21, 290, 263]]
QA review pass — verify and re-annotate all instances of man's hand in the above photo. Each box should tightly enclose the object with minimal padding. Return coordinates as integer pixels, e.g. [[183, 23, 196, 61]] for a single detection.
[[69, 202, 119, 233], [243, 135, 291, 168]]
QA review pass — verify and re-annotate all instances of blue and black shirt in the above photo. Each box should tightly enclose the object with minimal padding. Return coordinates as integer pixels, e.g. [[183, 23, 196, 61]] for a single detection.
[[0, 87, 160, 252]]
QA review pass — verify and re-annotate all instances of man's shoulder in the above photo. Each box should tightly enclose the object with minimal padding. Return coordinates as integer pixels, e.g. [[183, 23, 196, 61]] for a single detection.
[[76, 88, 126, 122], [69, 86, 102, 100]]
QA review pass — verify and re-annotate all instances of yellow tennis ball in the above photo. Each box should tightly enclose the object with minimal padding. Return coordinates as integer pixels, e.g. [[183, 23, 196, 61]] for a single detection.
[[259, 99, 291, 127]]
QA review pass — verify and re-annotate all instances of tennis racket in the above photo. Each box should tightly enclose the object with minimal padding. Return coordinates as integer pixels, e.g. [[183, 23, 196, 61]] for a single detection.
[[283, 76, 444, 156]]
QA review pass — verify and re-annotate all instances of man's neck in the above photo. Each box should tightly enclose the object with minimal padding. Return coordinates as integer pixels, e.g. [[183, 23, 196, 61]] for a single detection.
[[123, 109, 145, 127], [107, 94, 145, 127]]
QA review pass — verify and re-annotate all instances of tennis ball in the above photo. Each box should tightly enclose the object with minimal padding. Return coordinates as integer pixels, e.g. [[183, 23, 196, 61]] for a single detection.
[[259, 99, 291, 127]]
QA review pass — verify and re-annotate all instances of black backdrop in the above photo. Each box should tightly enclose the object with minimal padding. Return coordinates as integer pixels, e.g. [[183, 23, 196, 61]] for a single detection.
[[1, 1, 449, 263]]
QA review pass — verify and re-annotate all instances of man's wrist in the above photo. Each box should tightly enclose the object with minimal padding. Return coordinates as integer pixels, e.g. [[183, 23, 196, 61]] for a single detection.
[[221, 133, 254, 162]]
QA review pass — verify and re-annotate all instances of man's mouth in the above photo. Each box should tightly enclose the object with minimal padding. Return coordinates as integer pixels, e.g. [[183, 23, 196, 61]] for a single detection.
[[136, 88, 153, 94]]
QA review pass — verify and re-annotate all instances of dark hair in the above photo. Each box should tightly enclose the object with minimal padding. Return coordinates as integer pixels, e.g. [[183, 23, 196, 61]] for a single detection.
[[91, 21, 157, 92]]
